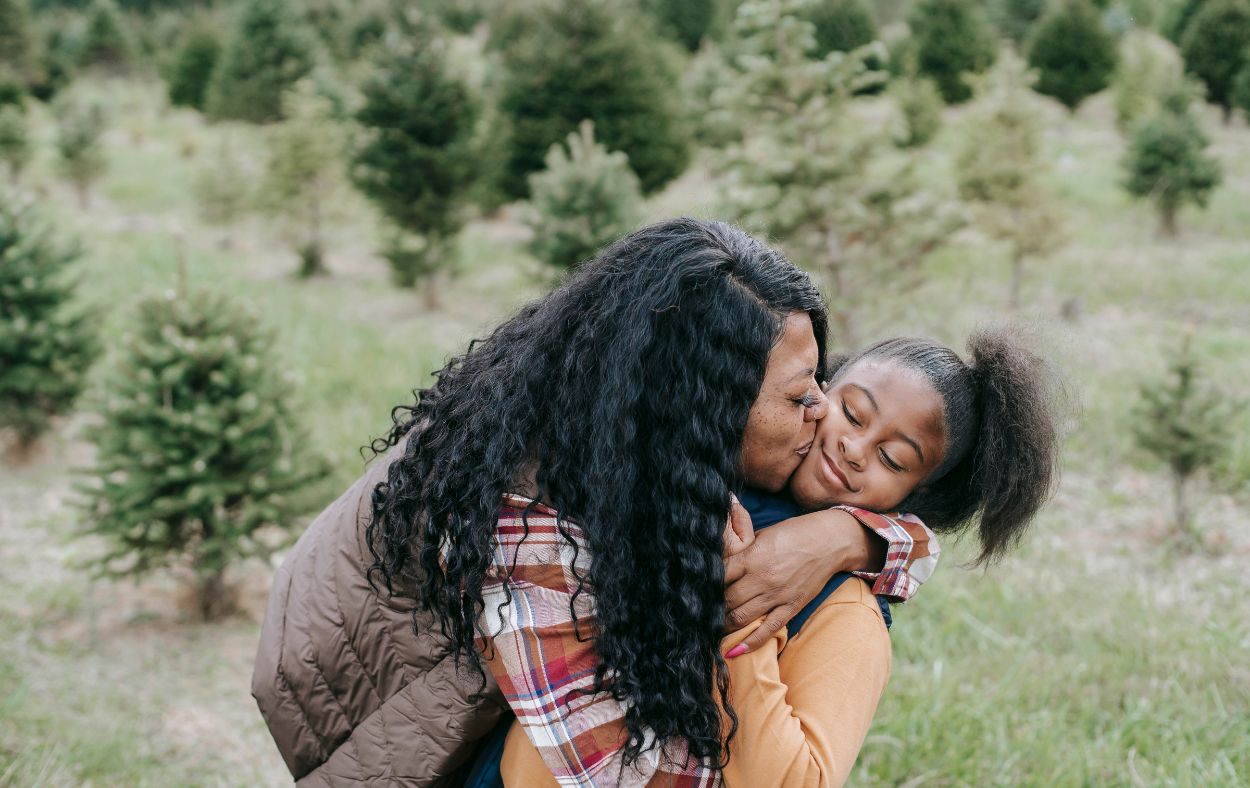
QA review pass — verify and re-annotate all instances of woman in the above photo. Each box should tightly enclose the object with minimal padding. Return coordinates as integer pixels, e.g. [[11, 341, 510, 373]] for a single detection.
[[252, 219, 916, 785]]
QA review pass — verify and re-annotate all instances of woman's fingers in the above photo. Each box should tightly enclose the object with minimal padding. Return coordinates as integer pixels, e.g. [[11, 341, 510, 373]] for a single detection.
[[727, 605, 795, 657], [725, 591, 773, 630]]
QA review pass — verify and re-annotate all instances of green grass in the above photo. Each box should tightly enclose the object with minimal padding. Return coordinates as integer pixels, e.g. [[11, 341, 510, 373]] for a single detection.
[[3, 76, 1248, 786]]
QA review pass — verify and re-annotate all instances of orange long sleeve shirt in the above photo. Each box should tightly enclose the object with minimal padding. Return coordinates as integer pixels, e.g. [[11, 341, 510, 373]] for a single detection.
[[499, 577, 891, 787]]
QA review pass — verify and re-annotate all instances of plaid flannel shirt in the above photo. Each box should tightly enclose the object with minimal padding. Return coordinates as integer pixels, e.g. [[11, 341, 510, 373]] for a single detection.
[[478, 495, 937, 787]]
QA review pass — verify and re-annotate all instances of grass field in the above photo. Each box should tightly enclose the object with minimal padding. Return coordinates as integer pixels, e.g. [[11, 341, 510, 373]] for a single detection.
[[2, 75, 1248, 786]]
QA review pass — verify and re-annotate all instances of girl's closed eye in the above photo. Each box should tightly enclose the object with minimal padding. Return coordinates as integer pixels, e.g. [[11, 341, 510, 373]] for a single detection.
[[841, 401, 861, 427], [879, 449, 904, 472]]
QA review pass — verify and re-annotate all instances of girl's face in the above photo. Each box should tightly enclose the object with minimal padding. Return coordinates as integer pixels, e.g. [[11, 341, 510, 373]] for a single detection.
[[790, 358, 946, 512], [740, 312, 829, 492]]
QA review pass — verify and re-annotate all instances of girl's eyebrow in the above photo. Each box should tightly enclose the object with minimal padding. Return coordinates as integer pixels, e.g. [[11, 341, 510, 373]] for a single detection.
[[850, 383, 878, 412]]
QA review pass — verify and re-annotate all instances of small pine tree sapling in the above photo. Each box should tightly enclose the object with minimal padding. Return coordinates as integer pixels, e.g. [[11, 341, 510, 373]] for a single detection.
[[497, 0, 691, 197], [194, 139, 252, 248], [1111, 29, 1185, 132], [1179, 0, 1250, 122], [908, 0, 998, 103], [889, 75, 944, 147], [1233, 62, 1250, 122], [0, 105, 31, 180], [955, 51, 1063, 310], [260, 81, 347, 278], [351, 21, 480, 307], [79, 0, 134, 72], [79, 288, 328, 620], [525, 121, 643, 273], [1121, 83, 1221, 237], [805, 0, 878, 57], [205, 0, 319, 123], [54, 98, 107, 209], [1026, 0, 1118, 112], [167, 25, 222, 111], [0, 191, 99, 455], [1132, 333, 1242, 547]]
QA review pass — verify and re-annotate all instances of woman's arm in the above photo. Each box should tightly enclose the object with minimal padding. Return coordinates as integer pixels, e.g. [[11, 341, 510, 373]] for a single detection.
[[725, 508, 938, 654], [720, 578, 891, 788]]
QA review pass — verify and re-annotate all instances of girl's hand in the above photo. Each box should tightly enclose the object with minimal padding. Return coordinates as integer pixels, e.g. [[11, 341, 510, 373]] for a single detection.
[[722, 493, 755, 559]]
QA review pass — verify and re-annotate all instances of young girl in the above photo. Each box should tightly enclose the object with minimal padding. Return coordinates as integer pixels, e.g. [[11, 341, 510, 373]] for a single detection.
[[493, 326, 1061, 787]]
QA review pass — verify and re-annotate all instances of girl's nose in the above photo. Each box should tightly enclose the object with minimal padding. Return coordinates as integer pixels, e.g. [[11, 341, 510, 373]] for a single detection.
[[838, 435, 865, 470]]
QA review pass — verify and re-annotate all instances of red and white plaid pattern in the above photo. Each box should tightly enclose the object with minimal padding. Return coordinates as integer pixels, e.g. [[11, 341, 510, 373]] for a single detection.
[[835, 506, 940, 603]]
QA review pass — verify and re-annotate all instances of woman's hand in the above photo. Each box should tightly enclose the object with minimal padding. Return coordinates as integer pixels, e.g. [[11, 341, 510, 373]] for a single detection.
[[723, 509, 883, 656]]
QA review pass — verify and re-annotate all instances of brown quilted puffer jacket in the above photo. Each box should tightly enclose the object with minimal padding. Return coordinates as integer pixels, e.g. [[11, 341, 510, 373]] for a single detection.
[[252, 440, 508, 786]]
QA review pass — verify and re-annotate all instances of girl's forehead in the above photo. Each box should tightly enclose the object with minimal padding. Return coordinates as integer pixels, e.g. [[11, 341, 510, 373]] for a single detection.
[[834, 359, 946, 431]]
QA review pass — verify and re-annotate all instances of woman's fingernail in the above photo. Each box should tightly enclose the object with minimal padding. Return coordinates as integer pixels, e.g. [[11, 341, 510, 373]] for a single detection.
[[725, 644, 747, 659]]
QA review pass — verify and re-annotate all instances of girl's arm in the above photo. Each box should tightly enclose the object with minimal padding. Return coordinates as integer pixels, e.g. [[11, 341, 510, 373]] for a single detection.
[[725, 508, 938, 654], [720, 578, 891, 788]]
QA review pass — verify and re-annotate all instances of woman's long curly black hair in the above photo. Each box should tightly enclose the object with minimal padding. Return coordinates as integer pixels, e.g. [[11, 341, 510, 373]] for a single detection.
[[365, 218, 828, 766]]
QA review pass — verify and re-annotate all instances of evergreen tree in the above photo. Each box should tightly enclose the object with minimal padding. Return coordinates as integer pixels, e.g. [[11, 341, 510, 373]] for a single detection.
[[1132, 333, 1241, 547], [683, 42, 741, 149], [889, 75, 944, 147], [54, 98, 106, 209], [1111, 29, 1184, 132], [525, 121, 643, 272], [498, 0, 690, 197], [908, 0, 998, 103], [1166, 0, 1207, 42], [351, 22, 479, 306], [955, 51, 1064, 310], [1121, 84, 1221, 236], [79, 288, 328, 621], [0, 106, 31, 180], [205, 0, 319, 123], [989, 0, 1048, 43], [0, 0, 36, 82], [641, 0, 719, 51], [1179, 0, 1250, 122], [804, 0, 877, 57], [718, 0, 962, 345], [193, 140, 251, 248], [79, 0, 134, 71], [260, 81, 347, 278], [0, 192, 98, 454], [167, 25, 221, 111], [1233, 62, 1250, 121], [1027, 0, 1118, 111]]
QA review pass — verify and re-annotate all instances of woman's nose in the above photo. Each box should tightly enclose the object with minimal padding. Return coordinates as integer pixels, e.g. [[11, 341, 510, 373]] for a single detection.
[[803, 387, 829, 422]]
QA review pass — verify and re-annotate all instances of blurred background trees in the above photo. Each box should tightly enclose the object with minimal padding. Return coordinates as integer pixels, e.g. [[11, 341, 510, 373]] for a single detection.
[[351, 17, 480, 305], [1026, 0, 1117, 112], [524, 121, 643, 273], [0, 194, 98, 456], [1, 0, 1247, 780], [205, 0, 318, 122]]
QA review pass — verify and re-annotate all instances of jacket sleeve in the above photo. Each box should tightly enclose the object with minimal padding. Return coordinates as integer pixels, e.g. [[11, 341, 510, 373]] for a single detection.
[[833, 506, 940, 603], [720, 578, 891, 788]]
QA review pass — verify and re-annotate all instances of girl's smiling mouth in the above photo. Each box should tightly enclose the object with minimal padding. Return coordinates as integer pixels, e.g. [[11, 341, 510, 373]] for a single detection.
[[821, 451, 857, 493]]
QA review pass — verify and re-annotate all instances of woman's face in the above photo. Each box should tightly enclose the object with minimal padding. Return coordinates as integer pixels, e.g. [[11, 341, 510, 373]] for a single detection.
[[740, 312, 829, 492], [790, 358, 946, 512]]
